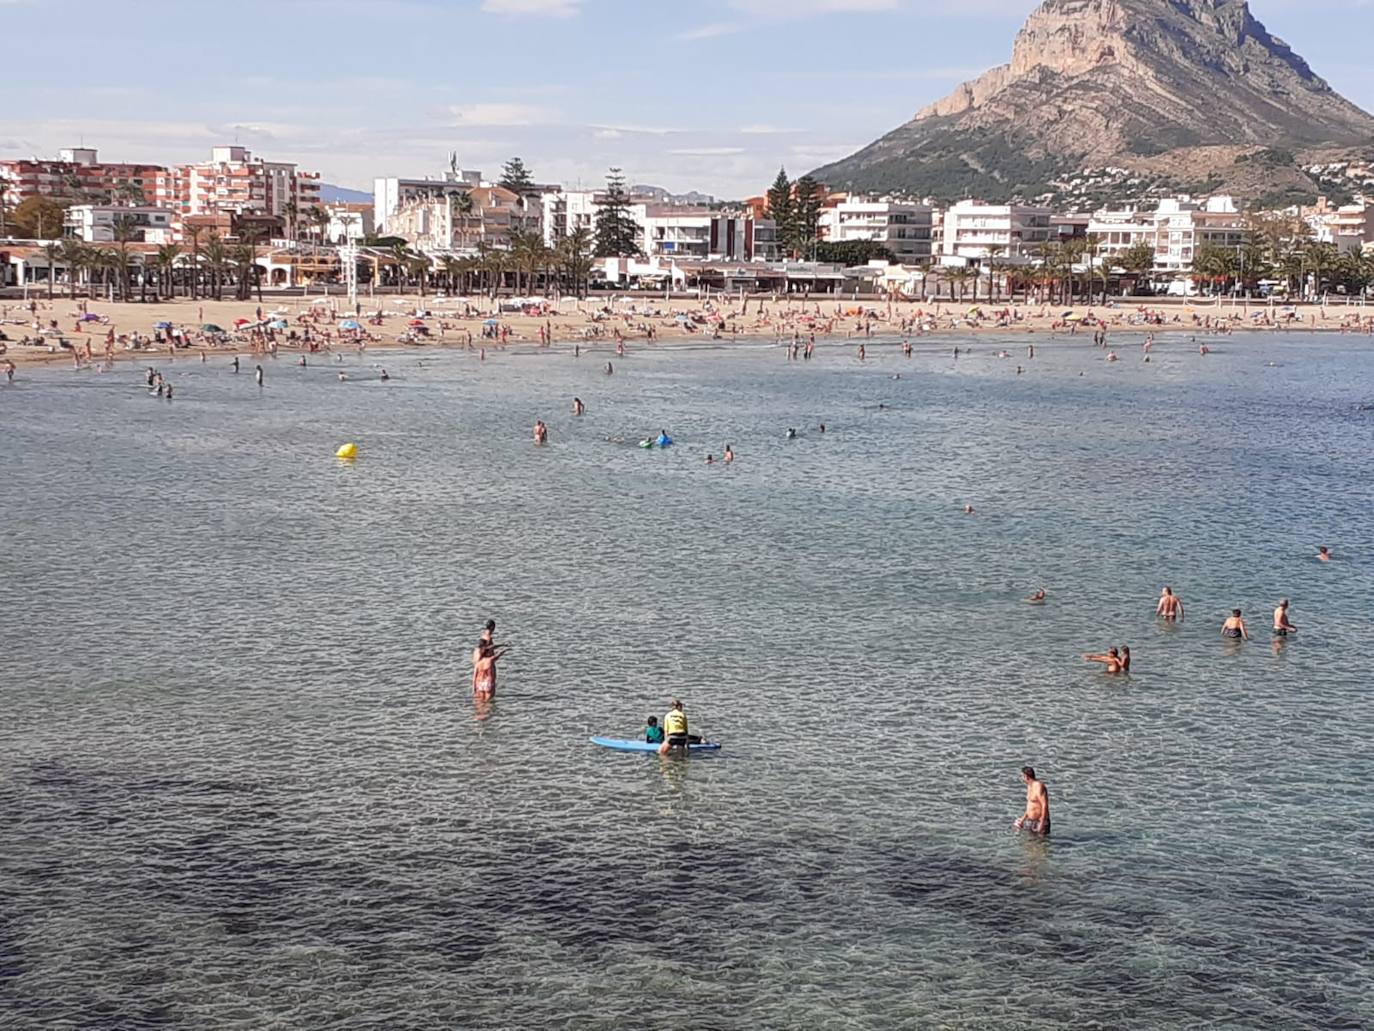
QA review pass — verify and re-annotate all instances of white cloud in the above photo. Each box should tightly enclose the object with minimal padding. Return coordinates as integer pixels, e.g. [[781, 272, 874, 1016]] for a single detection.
[[480, 0, 581, 16], [679, 0, 901, 43], [670, 146, 746, 156], [448, 103, 551, 126], [730, 0, 899, 13], [676, 21, 742, 40]]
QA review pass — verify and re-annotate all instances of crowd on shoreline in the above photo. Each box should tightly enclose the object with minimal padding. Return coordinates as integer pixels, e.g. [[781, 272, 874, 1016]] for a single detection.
[[2, 291, 1373, 368]]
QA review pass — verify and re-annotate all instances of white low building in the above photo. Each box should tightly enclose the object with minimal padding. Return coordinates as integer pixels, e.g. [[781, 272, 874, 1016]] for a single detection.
[[1089, 196, 1249, 275], [940, 200, 1052, 263], [820, 197, 934, 262], [64, 204, 175, 244], [641, 209, 773, 261]]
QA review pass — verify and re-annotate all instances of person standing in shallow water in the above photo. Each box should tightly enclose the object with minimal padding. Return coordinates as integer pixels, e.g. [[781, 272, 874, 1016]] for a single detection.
[[1156, 586, 1184, 621], [1222, 609, 1249, 640], [1014, 767, 1050, 836]]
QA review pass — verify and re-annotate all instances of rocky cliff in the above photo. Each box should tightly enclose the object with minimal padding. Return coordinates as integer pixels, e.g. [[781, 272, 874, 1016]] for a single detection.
[[811, 0, 1374, 202]]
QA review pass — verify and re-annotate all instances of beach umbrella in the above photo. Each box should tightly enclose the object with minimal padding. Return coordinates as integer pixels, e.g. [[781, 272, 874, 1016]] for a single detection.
[[268, 319, 288, 330], [154, 321, 173, 329], [483, 318, 499, 326], [79, 313, 100, 322], [408, 318, 426, 327], [234, 318, 252, 326], [339, 319, 362, 330], [1061, 310, 1074, 318], [200, 323, 224, 333]]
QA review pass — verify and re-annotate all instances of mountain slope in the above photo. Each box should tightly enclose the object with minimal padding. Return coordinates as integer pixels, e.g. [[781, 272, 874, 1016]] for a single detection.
[[811, 0, 1374, 201]]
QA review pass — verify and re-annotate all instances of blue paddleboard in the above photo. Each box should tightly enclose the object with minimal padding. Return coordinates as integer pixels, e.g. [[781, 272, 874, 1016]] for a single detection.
[[590, 736, 721, 753]]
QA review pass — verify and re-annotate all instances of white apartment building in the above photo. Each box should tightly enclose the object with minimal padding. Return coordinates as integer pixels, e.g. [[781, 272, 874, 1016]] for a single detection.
[[374, 168, 482, 233], [1304, 198, 1374, 254], [539, 189, 600, 246], [63, 204, 175, 244], [640, 209, 773, 261], [1089, 196, 1249, 275], [388, 186, 539, 254], [820, 197, 934, 262], [1086, 208, 1157, 259], [1153, 196, 1246, 274], [940, 201, 1052, 263]]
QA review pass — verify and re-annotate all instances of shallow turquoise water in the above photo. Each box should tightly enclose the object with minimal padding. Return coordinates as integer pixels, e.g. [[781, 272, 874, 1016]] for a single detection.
[[2, 333, 1372, 1028]]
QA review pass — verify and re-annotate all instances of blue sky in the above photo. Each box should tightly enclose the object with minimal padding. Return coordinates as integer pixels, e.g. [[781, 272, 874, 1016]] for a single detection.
[[2, 0, 1371, 198]]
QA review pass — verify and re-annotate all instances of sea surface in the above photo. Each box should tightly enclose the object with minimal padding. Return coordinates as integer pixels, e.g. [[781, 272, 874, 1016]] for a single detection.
[[3, 332, 1372, 1029]]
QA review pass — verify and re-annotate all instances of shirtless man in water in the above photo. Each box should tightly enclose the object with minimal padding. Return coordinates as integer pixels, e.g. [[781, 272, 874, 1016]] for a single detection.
[[1156, 586, 1184, 621], [1273, 599, 1297, 637], [1014, 767, 1050, 836]]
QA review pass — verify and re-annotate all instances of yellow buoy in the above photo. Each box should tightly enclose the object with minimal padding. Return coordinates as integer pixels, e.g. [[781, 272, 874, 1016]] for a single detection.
[[335, 442, 358, 459]]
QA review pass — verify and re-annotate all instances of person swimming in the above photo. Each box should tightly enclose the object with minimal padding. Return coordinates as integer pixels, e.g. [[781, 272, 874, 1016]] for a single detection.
[[786, 428, 797, 439], [1083, 647, 1123, 673], [1317, 546, 1331, 562], [1025, 589, 1046, 603]]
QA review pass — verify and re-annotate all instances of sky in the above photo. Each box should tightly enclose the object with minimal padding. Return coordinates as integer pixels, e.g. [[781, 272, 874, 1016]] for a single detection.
[[2, 0, 1372, 198]]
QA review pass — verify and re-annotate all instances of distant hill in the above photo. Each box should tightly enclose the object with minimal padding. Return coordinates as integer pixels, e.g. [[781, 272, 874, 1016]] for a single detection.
[[631, 185, 717, 206], [811, 0, 1374, 204], [318, 183, 372, 204]]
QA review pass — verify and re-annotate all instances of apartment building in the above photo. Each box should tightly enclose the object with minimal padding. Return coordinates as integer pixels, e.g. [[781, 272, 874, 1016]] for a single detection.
[[940, 201, 1052, 262], [640, 209, 774, 261], [539, 189, 600, 246], [64, 204, 175, 244], [0, 147, 163, 207], [1304, 196, 1374, 254], [374, 168, 482, 233], [1089, 196, 1249, 275], [388, 186, 540, 253], [154, 147, 320, 222], [819, 197, 935, 262]]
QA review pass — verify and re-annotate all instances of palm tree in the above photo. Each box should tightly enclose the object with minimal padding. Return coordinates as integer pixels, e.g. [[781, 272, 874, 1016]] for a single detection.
[[439, 255, 463, 294], [202, 232, 228, 301], [111, 214, 141, 302], [407, 255, 430, 299], [58, 238, 87, 299], [309, 206, 331, 246], [41, 241, 61, 300], [87, 247, 119, 299], [480, 245, 509, 299], [983, 243, 1005, 302], [155, 243, 182, 299], [283, 200, 299, 243], [184, 224, 204, 300], [557, 226, 593, 299]]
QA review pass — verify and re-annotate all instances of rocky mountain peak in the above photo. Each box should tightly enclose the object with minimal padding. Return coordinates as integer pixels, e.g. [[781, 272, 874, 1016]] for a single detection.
[[812, 0, 1374, 202]]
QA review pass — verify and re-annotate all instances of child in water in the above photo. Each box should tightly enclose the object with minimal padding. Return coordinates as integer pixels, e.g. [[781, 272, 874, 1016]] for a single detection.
[[644, 716, 664, 745]]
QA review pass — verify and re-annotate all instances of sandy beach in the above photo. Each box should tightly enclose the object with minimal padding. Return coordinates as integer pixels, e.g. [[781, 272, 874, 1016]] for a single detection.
[[2, 291, 1372, 366]]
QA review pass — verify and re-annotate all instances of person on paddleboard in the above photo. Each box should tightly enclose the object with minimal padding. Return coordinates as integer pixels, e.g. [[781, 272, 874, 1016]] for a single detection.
[[657, 700, 702, 756]]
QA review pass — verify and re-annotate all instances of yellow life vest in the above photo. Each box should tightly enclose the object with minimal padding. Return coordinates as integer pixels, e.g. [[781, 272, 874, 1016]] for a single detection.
[[663, 708, 688, 737]]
